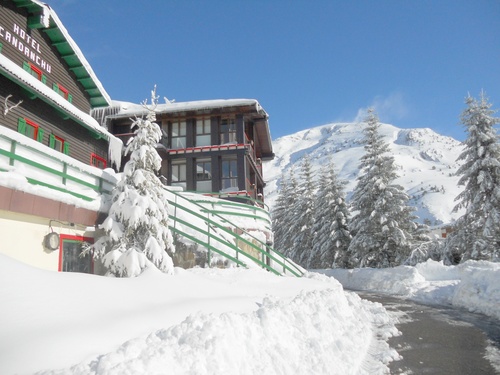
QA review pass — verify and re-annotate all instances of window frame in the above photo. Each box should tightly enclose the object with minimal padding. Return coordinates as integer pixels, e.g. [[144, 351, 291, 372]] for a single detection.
[[196, 118, 211, 147], [18, 117, 44, 142], [220, 117, 237, 144], [170, 159, 187, 189], [196, 158, 212, 192], [171, 120, 187, 149], [23, 62, 46, 83], [49, 133, 69, 155], [90, 153, 107, 169], [221, 157, 238, 190], [58, 234, 94, 274], [53, 83, 73, 103]]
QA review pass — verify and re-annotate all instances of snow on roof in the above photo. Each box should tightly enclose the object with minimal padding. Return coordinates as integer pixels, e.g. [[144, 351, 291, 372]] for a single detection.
[[0, 54, 123, 169], [30, 0, 112, 107], [109, 99, 269, 119]]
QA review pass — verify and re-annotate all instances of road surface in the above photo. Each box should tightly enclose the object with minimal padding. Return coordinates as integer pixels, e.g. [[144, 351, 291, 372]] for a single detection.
[[356, 292, 500, 374]]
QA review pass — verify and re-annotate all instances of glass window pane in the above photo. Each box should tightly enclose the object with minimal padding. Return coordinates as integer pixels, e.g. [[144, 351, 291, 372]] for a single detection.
[[26, 124, 36, 139], [172, 161, 186, 182], [62, 240, 92, 273], [196, 180, 212, 192], [196, 134, 211, 147]]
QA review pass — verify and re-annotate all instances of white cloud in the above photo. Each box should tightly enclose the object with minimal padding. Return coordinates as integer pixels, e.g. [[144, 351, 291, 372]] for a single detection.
[[354, 92, 409, 123]]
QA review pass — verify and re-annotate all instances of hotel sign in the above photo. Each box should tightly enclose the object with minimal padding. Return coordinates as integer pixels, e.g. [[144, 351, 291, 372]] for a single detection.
[[0, 22, 52, 74]]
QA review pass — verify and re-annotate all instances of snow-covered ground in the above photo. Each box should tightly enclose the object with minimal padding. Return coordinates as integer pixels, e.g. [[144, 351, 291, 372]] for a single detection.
[[318, 259, 500, 321], [0, 254, 399, 375], [1, 254, 499, 375]]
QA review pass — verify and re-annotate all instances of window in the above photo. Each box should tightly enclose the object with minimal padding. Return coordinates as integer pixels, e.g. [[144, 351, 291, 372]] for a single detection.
[[196, 118, 211, 146], [171, 121, 186, 149], [53, 83, 73, 103], [49, 134, 69, 155], [58, 235, 93, 274], [222, 158, 238, 190], [23, 62, 46, 83], [91, 153, 107, 169], [196, 158, 212, 192], [17, 117, 44, 142], [171, 159, 187, 189], [220, 117, 236, 144]]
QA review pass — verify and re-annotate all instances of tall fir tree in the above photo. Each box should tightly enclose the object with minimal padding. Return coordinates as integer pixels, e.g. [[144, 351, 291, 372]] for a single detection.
[[446, 92, 500, 262], [347, 109, 417, 268], [272, 168, 298, 257], [91, 87, 175, 276], [288, 155, 316, 266], [309, 159, 351, 268], [271, 174, 289, 254]]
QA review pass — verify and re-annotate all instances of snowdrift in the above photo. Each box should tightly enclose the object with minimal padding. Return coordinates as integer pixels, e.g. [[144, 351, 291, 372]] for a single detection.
[[0, 255, 399, 375], [320, 260, 500, 320]]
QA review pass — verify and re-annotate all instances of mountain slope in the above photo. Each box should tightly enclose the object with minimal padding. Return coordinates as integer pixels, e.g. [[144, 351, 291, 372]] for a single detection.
[[263, 122, 465, 226]]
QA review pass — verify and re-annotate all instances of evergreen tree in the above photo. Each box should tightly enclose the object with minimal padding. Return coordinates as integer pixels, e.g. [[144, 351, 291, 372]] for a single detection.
[[91, 88, 175, 276], [271, 174, 290, 254], [272, 168, 298, 257], [310, 159, 351, 268], [288, 155, 316, 266], [446, 92, 500, 262], [347, 109, 417, 268]]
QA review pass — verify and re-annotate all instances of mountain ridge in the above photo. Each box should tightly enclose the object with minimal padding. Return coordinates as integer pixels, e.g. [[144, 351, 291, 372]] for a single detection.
[[263, 122, 465, 226]]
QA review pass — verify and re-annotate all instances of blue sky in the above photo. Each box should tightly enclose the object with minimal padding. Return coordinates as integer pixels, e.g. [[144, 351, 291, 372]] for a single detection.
[[48, 0, 500, 141]]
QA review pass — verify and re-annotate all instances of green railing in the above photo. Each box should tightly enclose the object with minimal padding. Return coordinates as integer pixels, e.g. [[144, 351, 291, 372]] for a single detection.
[[192, 190, 271, 211], [189, 197, 272, 228], [0, 130, 115, 201], [166, 188, 304, 277]]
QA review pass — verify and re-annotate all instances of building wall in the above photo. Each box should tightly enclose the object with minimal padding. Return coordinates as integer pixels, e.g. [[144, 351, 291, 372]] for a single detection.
[[0, 209, 95, 272], [110, 111, 265, 199], [0, 77, 109, 165], [1, 1, 92, 113], [0, 1, 110, 166]]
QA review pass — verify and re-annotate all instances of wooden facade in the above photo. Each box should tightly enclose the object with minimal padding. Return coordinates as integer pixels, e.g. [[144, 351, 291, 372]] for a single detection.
[[0, 0, 121, 274], [0, 0, 114, 167], [99, 100, 274, 204]]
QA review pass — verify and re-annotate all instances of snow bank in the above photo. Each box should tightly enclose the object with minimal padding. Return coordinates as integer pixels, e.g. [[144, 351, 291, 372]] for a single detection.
[[320, 260, 500, 320], [0, 255, 399, 375], [38, 289, 399, 375]]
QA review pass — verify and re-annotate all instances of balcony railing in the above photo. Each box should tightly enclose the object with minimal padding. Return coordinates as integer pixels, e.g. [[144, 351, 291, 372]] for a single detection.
[[0, 126, 116, 202]]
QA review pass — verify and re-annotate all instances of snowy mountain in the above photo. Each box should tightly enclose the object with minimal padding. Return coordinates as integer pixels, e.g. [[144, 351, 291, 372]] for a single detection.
[[263, 122, 465, 226]]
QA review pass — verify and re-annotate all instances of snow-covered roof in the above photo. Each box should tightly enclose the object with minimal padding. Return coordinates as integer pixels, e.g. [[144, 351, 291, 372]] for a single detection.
[[12, 0, 112, 108], [108, 99, 269, 119], [0, 54, 123, 169]]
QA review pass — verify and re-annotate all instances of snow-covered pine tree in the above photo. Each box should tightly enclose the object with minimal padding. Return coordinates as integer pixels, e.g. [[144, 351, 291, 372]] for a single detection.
[[446, 92, 500, 262], [92, 87, 175, 277], [272, 168, 299, 257], [347, 109, 417, 268], [271, 173, 290, 254], [309, 158, 351, 269], [288, 155, 316, 266]]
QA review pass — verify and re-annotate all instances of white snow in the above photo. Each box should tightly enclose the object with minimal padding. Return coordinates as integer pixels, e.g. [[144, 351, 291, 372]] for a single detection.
[[264, 122, 465, 226], [110, 99, 268, 119], [318, 259, 500, 321], [0, 254, 400, 375], [0, 126, 118, 212], [2, 254, 499, 375]]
